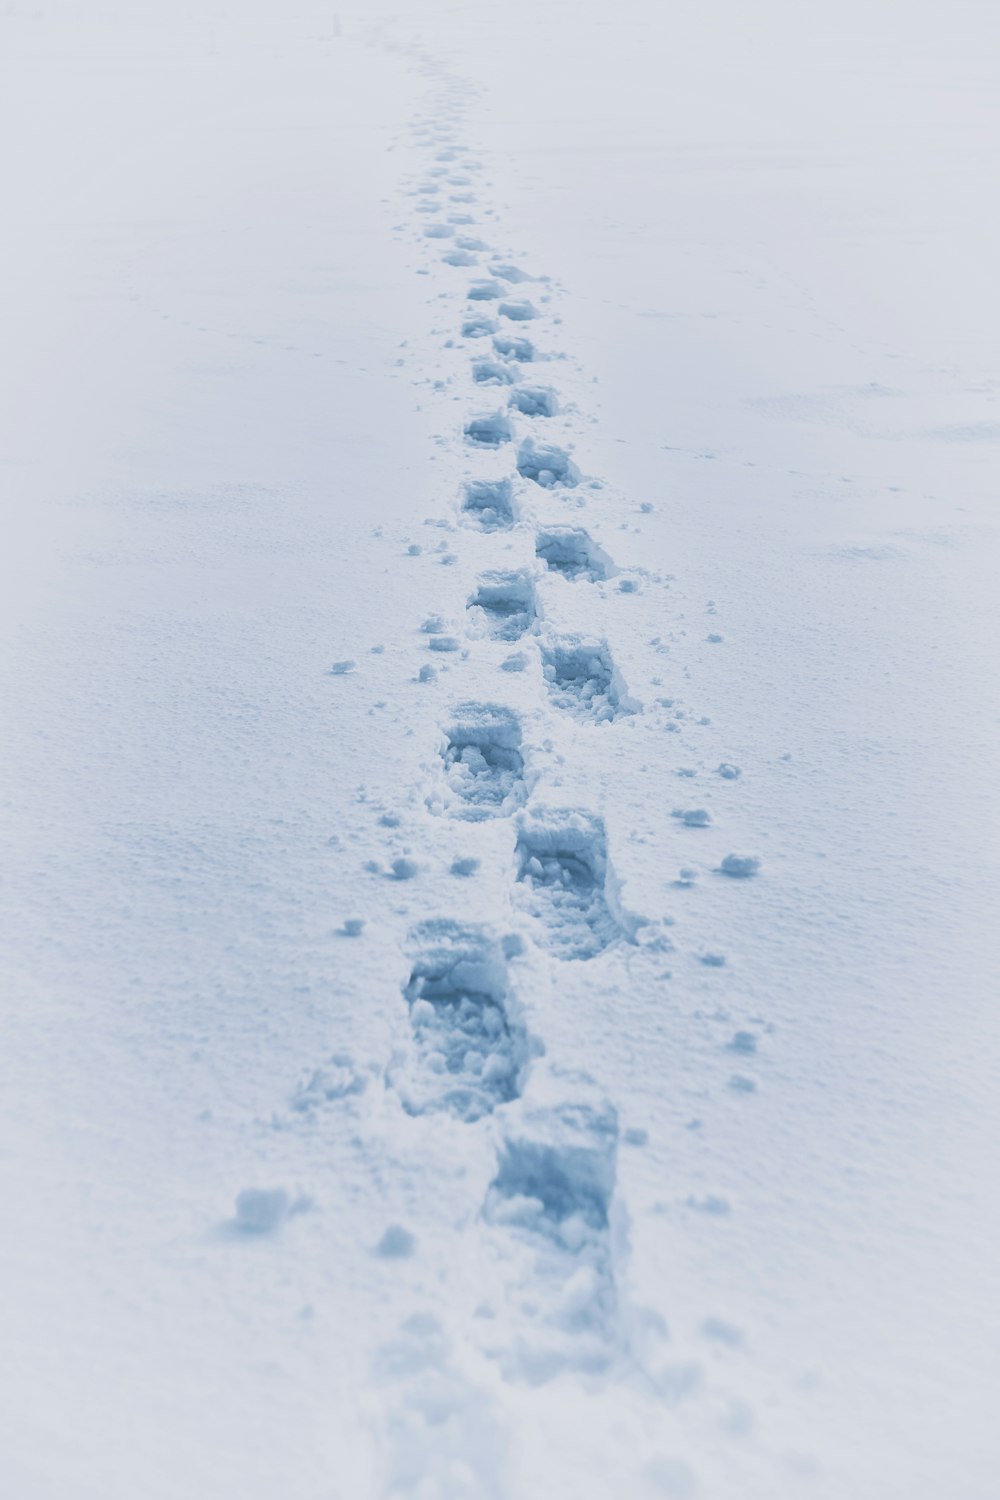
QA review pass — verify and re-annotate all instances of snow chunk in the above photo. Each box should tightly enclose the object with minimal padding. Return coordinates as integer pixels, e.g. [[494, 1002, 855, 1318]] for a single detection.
[[375, 1225, 416, 1259], [233, 1187, 290, 1234]]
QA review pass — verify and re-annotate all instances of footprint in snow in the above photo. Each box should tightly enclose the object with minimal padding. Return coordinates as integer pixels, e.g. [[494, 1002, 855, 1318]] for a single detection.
[[390, 920, 528, 1122], [541, 636, 636, 722], [513, 809, 625, 960], [535, 526, 614, 581], [435, 703, 527, 820]]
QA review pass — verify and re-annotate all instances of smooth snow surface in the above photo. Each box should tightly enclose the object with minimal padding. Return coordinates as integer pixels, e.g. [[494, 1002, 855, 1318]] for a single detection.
[[2, 2, 998, 1498]]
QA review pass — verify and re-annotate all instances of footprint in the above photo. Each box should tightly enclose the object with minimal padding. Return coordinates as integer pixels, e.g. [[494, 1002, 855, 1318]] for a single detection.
[[499, 299, 538, 322], [541, 637, 634, 722], [535, 526, 614, 582], [493, 333, 535, 362], [484, 1079, 620, 1375], [513, 809, 624, 959], [443, 249, 478, 267], [487, 1090, 617, 1231], [464, 410, 513, 448], [461, 314, 498, 339], [392, 921, 527, 1122], [467, 279, 504, 301], [472, 358, 518, 386], [467, 569, 537, 641], [490, 263, 532, 284], [461, 477, 516, 531], [517, 438, 579, 488], [438, 702, 527, 819], [509, 385, 558, 418], [423, 223, 454, 239]]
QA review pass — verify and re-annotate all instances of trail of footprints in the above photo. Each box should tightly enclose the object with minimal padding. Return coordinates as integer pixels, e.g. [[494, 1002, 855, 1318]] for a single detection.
[[375, 75, 641, 1384], [290, 37, 753, 1430]]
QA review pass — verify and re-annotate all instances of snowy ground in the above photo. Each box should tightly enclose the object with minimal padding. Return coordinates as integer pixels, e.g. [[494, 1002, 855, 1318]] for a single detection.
[[1, 3, 998, 1497]]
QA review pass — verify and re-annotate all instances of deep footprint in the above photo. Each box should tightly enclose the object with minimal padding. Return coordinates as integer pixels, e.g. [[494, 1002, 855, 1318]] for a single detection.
[[472, 359, 517, 386], [493, 333, 535, 362], [541, 637, 632, 721], [484, 1082, 620, 1376], [393, 921, 527, 1122], [461, 477, 516, 531], [487, 1092, 618, 1236], [440, 702, 527, 819], [468, 279, 503, 301], [513, 810, 623, 959], [467, 569, 537, 641], [490, 262, 533, 285], [499, 299, 538, 322], [462, 314, 497, 339], [535, 526, 614, 581], [509, 385, 558, 418], [517, 438, 579, 488], [464, 410, 513, 448]]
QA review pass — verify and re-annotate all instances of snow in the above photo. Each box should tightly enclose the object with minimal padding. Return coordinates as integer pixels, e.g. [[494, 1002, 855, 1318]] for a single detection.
[[1, 1, 999, 1498]]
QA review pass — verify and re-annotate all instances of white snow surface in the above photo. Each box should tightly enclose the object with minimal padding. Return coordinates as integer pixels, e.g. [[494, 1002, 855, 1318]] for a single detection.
[[2, 2, 998, 1497]]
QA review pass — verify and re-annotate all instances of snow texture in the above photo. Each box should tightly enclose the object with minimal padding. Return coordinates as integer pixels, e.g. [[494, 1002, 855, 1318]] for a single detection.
[[2, 3, 998, 1499]]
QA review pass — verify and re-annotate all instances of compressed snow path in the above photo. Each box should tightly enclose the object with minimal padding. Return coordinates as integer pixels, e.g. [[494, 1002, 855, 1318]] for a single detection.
[[1, 3, 998, 1498]]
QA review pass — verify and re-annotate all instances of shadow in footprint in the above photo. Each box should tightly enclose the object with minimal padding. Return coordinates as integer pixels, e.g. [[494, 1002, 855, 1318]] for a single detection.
[[499, 300, 538, 322], [484, 1077, 620, 1378], [467, 570, 537, 641], [437, 702, 527, 820], [391, 920, 528, 1122], [462, 314, 497, 339], [473, 359, 517, 386], [461, 477, 516, 531], [509, 386, 558, 418], [465, 410, 513, 448], [493, 334, 535, 362], [541, 637, 634, 722], [536, 526, 614, 582], [517, 438, 579, 488], [513, 809, 624, 959]]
